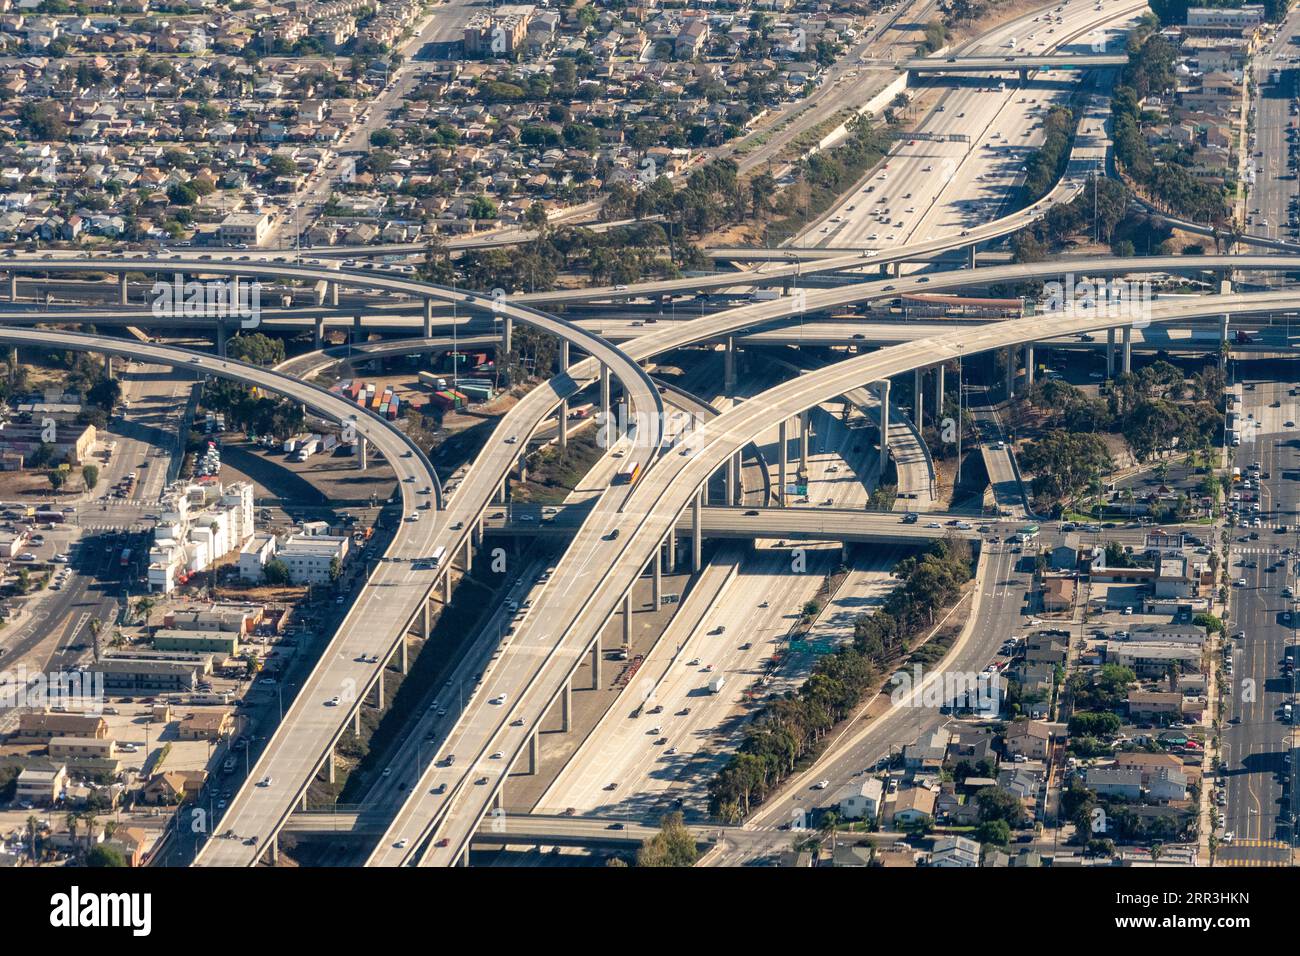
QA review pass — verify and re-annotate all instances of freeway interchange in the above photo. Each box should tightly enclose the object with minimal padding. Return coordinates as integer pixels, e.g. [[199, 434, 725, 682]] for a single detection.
[[2, 0, 1298, 875]]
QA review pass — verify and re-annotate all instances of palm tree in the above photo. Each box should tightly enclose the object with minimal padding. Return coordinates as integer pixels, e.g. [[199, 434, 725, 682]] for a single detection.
[[64, 812, 78, 849], [26, 815, 39, 863]]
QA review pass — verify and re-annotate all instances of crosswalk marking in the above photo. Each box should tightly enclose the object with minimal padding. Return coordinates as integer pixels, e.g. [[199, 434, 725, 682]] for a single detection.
[[1217, 856, 1289, 867]]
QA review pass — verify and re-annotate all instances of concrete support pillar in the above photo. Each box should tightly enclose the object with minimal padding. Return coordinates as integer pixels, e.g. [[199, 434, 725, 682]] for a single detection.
[[352, 313, 362, 345], [1005, 347, 1015, 398], [1106, 328, 1115, 377], [778, 419, 788, 506], [1122, 326, 1132, 374], [913, 367, 924, 426], [496, 479, 506, 505], [692, 488, 703, 573], [375, 669, 385, 710], [269, 835, 279, 865], [592, 635, 602, 690], [400, 636, 409, 674], [1024, 343, 1035, 387], [358, 437, 368, 471], [119, 272, 128, 305], [423, 298, 433, 338], [502, 315, 513, 356], [528, 731, 538, 775], [330, 280, 339, 307], [327, 747, 336, 784], [1220, 313, 1230, 348], [600, 364, 610, 421], [653, 544, 663, 605], [558, 342, 570, 450], [314, 316, 325, 350], [216, 319, 228, 358], [353, 708, 362, 736], [935, 364, 945, 423], [300, 790, 308, 812], [518, 456, 527, 484], [724, 456, 736, 507], [724, 337, 736, 396], [968, 244, 977, 270], [878, 378, 891, 474], [799, 410, 810, 474], [622, 592, 631, 648], [105, 355, 114, 380], [443, 567, 452, 604], [561, 678, 572, 732], [667, 531, 677, 571]]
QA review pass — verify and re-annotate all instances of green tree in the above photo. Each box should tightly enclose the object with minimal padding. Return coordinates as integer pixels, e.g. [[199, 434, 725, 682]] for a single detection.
[[263, 559, 291, 587], [636, 812, 699, 867], [975, 818, 1012, 846], [85, 844, 126, 867], [81, 463, 99, 491], [47, 467, 67, 493]]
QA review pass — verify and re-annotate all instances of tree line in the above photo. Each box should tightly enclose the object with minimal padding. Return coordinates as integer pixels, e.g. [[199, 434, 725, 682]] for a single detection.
[[707, 538, 974, 822]]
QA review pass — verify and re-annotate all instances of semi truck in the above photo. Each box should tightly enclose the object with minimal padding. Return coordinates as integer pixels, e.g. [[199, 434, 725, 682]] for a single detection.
[[708, 673, 726, 694]]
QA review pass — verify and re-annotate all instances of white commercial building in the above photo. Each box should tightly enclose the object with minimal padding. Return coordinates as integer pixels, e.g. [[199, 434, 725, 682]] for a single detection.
[[276, 530, 350, 585], [147, 481, 256, 593]]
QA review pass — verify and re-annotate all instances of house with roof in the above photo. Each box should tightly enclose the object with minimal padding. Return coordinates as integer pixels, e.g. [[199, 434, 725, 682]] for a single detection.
[[930, 835, 981, 867], [891, 786, 937, 827], [1004, 720, 1052, 760], [835, 777, 883, 823]]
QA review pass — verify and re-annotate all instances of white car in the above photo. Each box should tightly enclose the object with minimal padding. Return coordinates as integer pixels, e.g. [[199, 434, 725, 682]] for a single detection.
[[325, 696, 340, 707], [491, 694, 507, 705], [814, 779, 830, 790]]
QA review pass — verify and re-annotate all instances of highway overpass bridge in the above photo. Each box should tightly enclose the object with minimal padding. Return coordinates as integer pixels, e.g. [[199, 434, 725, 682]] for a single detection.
[[481, 503, 983, 545], [902, 53, 1128, 78], [281, 809, 730, 850]]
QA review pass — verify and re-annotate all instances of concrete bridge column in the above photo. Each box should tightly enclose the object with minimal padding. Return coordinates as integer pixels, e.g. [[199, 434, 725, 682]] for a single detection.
[[400, 635, 409, 674], [724, 456, 736, 507], [105, 356, 114, 380], [358, 437, 368, 471], [600, 364, 610, 422], [1220, 314, 1230, 368], [518, 455, 527, 484], [423, 298, 433, 338], [215, 319, 228, 358], [1023, 343, 1035, 387], [878, 378, 891, 475], [1122, 326, 1132, 374], [667, 530, 677, 571], [1106, 328, 1115, 377], [119, 272, 128, 305], [1219, 269, 1232, 295], [327, 747, 335, 785], [330, 280, 339, 307], [653, 544, 663, 606], [778, 419, 788, 506], [558, 341, 570, 450], [314, 316, 325, 350], [528, 731, 538, 774], [733, 450, 743, 503], [724, 337, 736, 396], [375, 669, 385, 710], [443, 568, 452, 604], [353, 708, 362, 736], [622, 593, 631, 648], [799, 410, 810, 474], [913, 367, 924, 426], [968, 245, 977, 270], [592, 636, 602, 690], [692, 488, 703, 573], [934, 364, 945, 423], [502, 315, 513, 356], [1005, 347, 1015, 398], [561, 678, 572, 732], [268, 835, 279, 865], [353, 314, 362, 344]]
